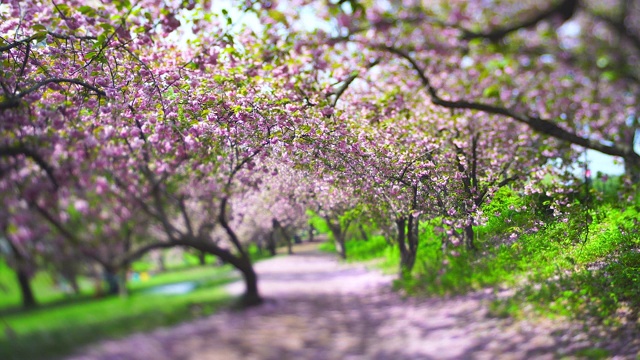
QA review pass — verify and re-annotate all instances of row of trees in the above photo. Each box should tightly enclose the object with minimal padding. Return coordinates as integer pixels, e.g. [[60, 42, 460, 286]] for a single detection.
[[1, 0, 638, 308]]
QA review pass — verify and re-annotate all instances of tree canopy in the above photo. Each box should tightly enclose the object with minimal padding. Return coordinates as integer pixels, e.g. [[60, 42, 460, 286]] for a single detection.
[[1, 0, 638, 307]]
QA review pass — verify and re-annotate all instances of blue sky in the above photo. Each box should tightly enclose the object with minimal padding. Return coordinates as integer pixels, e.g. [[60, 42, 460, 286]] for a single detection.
[[585, 150, 625, 175]]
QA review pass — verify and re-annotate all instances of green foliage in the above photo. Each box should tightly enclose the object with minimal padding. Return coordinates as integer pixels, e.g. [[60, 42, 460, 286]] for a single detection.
[[505, 211, 640, 325], [333, 185, 640, 326], [247, 243, 273, 262], [318, 240, 336, 253], [340, 235, 389, 261], [483, 203, 639, 324], [573, 347, 611, 359], [308, 213, 330, 234]]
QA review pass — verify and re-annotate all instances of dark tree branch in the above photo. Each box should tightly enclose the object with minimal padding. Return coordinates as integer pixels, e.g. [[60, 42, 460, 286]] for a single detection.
[[118, 241, 177, 268], [471, 133, 479, 191], [381, 45, 640, 166], [218, 197, 249, 259], [497, 175, 519, 188], [0, 32, 96, 52], [591, 13, 640, 54], [462, 0, 579, 41], [0, 145, 58, 189], [48, 32, 97, 41], [31, 203, 105, 266], [18, 43, 30, 79], [1, 78, 106, 110], [178, 196, 195, 237], [0, 35, 38, 52], [330, 73, 358, 107], [328, 58, 380, 107], [18, 78, 106, 98], [451, 139, 474, 199]]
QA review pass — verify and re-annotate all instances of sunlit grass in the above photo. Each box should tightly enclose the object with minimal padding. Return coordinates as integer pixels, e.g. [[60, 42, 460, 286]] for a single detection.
[[0, 264, 236, 360], [322, 187, 640, 325]]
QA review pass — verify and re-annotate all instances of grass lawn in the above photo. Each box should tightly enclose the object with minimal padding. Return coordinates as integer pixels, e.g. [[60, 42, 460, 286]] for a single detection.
[[0, 263, 237, 360]]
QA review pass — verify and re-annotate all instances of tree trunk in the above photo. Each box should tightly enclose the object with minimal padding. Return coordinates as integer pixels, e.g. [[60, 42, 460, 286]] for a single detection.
[[358, 224, 369, 241], [256, 239, 263, 255], [237, 258, 262, 307], [308, 224, 315, 242], [68, 275, 80, 295], [285, 232, 293, 255], [335, 233, 346, 259], [59, 262, 80, 295], [267, 231, 277, 256], [6, 238, 37, 308], [464, 224, 476, 251], [396, 217, 414, 277], [397, 215, 420, 277], [273, 219, 293, 255], [121, 235, 265, 308], [118, 269, 128, 297], [157, 252, 166, 272], [407, 215, 419, 273], [103, 265, 120, 295], [176, 240, 264, 308], [198, 251, 206, 265], [625, 158, 640, 183], [326, 217, 346, 259], [16, 268, 36, 308]]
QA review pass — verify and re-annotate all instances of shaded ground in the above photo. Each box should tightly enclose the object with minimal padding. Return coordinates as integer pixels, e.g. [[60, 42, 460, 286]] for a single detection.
[[69, 243, 639, 360]]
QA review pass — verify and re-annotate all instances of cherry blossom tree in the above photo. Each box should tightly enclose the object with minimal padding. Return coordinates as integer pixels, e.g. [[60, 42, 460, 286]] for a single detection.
[[4, 0, 634, 311], [0, 0, 329, 307], [266, 0, 639, 180]]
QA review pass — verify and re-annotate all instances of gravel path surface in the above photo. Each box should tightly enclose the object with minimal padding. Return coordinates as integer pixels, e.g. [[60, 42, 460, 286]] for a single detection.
[[69, 243, 639, 360]]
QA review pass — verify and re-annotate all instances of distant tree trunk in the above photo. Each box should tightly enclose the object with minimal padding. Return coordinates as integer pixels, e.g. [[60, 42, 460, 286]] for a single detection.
[[58, 260, 80, 295], [325, 217, 347, 259], [91, 263, 103, 297], [464, 224, 476, 251], [396, 217, 406, 260], [335, 232, 346, 259], [65, 273, 80, 295], [358, 224, 369, 241], [284, 229, 293, 255], [7, 239, 37, 308], [103, 264, 120, 295], [157, 252, 166, 271], [267, 231, 277, 256], [118, 268, 128, 297], [198, 251, 206, 265], [272, 218, 293, 255], [286, 237, 293, 255], [308, 224, 315, 242], [256, 239, 264, 255], [396, 214, 420, 277], [16, 268, 36, 308]]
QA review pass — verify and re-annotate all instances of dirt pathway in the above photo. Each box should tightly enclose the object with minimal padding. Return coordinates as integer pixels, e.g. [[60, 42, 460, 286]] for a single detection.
[[69, 243, 639, 360]]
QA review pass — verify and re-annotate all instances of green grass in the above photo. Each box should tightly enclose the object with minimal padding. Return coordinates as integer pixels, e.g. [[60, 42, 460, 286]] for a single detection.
[[320, 234, 398, 272], [323, 186, 640, 326], [0, 264, 236, 360], [0, 240, 277, 360], [0, 260, 96, 310], [485, 203, 640, 323]]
